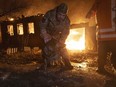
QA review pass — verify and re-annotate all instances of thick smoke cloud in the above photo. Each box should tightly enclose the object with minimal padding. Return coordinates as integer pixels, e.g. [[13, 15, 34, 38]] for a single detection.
[[28, 0, 95, 24], [0, 0, 95, 24]]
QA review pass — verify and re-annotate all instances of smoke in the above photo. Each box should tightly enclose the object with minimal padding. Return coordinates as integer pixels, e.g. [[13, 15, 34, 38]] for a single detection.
[[25, 0, 95, 24], [67, 0, 95, 24], [0, 0, 95, 24]]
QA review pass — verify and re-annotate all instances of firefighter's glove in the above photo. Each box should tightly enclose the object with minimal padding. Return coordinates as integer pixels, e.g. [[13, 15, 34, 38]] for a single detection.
[[40, 29, 52, 43], [43, 33, 52, 43]]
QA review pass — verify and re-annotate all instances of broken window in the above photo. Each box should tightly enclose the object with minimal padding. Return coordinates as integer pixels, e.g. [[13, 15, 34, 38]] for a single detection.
[[28, 22, 34, 34], [7, 25, 14, 36], [17, 23, 24, 35]]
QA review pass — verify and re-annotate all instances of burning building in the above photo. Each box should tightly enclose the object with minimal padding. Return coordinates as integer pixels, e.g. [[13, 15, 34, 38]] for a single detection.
[[66, 23, 97, 52], [0, 15, 97, 54], [0, 15, 44, 53]]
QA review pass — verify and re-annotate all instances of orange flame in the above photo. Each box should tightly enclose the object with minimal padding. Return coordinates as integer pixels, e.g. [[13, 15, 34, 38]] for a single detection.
[[65, 28, 85, 51]]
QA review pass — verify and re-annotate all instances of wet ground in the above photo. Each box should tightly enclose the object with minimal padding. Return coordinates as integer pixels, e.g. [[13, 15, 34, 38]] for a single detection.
[[0, 51, 116, 87]]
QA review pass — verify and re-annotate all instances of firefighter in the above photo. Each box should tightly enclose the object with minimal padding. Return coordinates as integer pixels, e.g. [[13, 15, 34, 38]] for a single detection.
[[39, 3, 73, 70]]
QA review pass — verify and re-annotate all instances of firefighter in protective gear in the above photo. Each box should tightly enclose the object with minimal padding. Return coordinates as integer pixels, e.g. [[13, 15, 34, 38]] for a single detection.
[[39, 3, 73, 70]]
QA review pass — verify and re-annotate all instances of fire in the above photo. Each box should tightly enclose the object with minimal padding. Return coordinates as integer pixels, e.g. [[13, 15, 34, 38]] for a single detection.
[[8, 18, 14, 21], [65, 28, 85, 51]]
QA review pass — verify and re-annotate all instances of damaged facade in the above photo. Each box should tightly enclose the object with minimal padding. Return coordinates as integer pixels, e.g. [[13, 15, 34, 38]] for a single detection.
[[0, 15, 97, 54], [0, 15, 44, 53]]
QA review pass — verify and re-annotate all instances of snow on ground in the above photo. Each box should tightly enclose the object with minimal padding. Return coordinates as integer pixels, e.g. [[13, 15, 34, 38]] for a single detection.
[[0, 51, 115, 87]]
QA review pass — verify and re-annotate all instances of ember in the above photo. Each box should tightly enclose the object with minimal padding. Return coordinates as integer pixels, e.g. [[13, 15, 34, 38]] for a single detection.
[[72, 62, 87, 69], [8, 18, 14, 21]]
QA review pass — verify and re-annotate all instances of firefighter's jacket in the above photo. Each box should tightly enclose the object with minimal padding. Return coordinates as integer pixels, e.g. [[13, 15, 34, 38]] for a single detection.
[[39, 8, 70, 44]]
